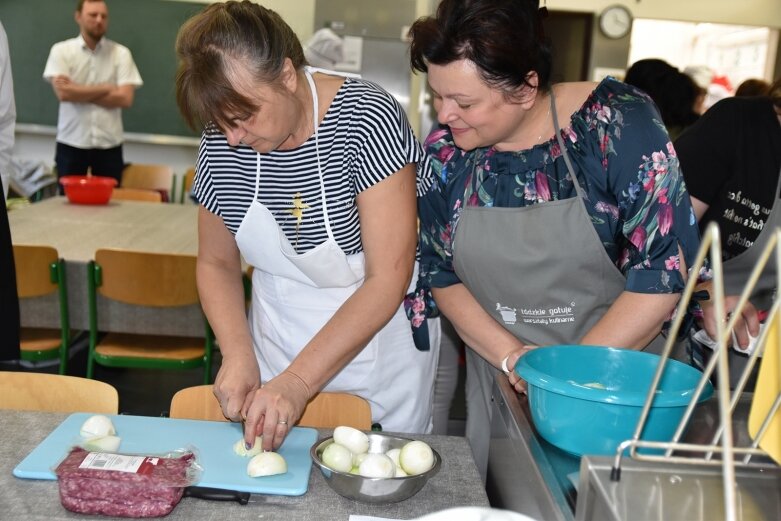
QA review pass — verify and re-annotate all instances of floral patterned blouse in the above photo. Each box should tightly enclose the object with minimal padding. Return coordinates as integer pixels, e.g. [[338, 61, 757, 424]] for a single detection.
[[413, 77, 701, 321]]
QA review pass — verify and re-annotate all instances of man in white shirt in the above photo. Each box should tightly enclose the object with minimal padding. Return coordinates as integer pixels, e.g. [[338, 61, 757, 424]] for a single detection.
[[43, 0, 142, 187], [0, 19, 14, 201]]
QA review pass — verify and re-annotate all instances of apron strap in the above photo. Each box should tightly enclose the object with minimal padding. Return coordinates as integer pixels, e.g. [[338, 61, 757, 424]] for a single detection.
[[253, 68, 338, 243], [550, 90, 585, 199]]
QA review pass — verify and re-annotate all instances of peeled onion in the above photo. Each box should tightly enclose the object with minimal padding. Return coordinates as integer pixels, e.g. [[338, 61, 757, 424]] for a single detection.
[[82, 435, 121, 452], [385, 448, 401, 467], [358, 453, 395, 478], [394, 465, 408, 477], [333, 426, 369, 455], [80, 415, 116, 438], [321, 442, 353, 473], [233, 436, 264, 457], [352, 451, 369, 468], [399, 440, 435, 475], [247, 451, 287, 477]]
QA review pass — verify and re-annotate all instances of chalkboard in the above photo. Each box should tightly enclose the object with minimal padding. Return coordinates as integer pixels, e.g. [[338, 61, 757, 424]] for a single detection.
[[0, 0, 206, 138]]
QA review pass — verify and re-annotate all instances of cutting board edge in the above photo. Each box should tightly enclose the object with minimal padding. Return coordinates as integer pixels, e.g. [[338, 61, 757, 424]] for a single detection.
[[12, 413, 319, 496]]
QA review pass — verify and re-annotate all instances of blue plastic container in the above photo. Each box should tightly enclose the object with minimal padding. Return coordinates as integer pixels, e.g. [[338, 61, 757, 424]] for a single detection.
[[515, 345, 714, 457]]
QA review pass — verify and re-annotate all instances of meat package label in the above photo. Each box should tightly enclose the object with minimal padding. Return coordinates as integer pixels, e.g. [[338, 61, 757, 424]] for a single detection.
[[79, 452, 158, 474]]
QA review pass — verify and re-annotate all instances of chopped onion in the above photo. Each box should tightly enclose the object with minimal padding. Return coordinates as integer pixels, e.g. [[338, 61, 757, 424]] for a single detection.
[[333, 426, 369, 455], [321, 442, 353, 473], [247, 451, 287, 477], [79, 415, 116, 438], [82, 435, 121, 452], [358, 453, 395, 478], [399, 440, 434, 475], [233, 436, 263, 457]]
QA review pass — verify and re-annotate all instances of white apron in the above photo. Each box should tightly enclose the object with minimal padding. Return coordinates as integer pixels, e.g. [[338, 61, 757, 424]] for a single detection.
[[234, 68, 438, 433]]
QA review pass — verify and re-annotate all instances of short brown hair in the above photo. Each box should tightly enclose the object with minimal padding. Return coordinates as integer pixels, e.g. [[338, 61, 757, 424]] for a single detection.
[[735, 78, 771, 97], [76, 0, 105, 13], [175, 0, 305, 131]]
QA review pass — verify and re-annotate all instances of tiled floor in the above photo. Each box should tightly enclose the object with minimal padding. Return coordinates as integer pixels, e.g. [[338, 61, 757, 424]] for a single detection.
[[2, 335, 467, 434]]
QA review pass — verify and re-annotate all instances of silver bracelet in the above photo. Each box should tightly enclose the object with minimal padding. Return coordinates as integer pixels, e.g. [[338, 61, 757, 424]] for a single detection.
[[501, 355, 512, 374]]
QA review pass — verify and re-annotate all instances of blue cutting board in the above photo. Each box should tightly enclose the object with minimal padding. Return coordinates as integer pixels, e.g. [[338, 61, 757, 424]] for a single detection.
[[13, 413, 318, 496]]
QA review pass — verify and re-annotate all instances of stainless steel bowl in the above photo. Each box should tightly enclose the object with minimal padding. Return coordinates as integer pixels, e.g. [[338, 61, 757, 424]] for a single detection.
[[310, 433, 441, 504]]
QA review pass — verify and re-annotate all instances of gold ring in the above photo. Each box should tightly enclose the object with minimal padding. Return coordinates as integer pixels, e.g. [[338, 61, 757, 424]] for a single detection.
[[278, 419, 288, 425]]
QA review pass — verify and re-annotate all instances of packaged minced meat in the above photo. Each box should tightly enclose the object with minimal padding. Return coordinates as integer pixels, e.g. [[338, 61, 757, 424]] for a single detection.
[[55, 447, 200, 518]]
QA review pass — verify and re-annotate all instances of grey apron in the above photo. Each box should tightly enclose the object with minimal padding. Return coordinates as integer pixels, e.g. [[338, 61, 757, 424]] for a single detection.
[[689, 166, 781, 389], [453, 92, 665, 481]]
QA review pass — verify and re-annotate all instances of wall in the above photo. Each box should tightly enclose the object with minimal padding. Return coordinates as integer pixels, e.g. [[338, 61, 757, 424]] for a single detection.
[[11, 0, 316, 188], [11, 0, 781, 180]]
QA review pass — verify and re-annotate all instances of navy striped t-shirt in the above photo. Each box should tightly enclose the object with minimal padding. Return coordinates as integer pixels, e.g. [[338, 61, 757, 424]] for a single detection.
[[192, 77, 423, 255]]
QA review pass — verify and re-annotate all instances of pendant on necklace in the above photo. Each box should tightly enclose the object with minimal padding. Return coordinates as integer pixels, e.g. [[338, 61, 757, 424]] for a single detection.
[[288, 192, 309, 249]]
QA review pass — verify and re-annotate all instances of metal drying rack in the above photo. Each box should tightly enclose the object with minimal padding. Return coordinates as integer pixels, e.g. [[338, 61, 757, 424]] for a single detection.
[[608, 222, 781, 521]]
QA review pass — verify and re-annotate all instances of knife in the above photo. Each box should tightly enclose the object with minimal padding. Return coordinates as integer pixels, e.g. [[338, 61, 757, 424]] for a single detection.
[[184, 486, 252, 505]]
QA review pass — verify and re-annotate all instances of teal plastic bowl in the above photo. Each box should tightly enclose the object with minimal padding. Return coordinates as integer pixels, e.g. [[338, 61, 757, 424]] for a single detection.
[[515, 345, 713, 457]]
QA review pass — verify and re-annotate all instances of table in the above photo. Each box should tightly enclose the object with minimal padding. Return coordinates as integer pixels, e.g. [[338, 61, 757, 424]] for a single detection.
[[0, 410, 489, 521], [9, 197, 203, 337]]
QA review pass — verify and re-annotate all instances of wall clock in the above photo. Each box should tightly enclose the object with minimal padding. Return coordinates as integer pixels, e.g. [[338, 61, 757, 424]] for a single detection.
[[599, 5, 633, 39]]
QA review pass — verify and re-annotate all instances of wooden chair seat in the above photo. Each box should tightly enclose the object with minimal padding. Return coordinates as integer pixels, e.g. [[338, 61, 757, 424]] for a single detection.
[[0, 371, 118, 414], [96, 334, 207, 360], [13, 245, 71, 374], [87, 249, 214, 383], [20, 328, 66, 353], [169, 385, 373, 430]]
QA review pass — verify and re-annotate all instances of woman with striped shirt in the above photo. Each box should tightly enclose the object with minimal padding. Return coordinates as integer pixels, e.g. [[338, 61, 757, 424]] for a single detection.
[[175, 1, 439, 451]]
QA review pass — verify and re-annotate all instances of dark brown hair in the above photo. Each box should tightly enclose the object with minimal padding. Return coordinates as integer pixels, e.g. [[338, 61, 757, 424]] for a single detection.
[[625, 59, 700, 132], [408, 0, 552, 96], [770, 76, 781, 110], [175, 0, 305, 131], [735, 78, 771, 98]]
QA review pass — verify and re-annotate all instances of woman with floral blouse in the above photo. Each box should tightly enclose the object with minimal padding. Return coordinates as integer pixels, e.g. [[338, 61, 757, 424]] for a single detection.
[[407, 0, 701, 480]]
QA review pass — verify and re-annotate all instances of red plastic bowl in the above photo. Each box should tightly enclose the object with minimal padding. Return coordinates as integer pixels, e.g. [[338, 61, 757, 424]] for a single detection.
[[60, 175, 117, 205]]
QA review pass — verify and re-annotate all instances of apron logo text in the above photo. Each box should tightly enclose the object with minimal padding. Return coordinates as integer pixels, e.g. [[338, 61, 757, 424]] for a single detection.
[[514, 305, 576, 326]]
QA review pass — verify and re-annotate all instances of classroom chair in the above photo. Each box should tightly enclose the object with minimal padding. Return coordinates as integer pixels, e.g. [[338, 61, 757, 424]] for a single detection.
[[121, 163, 175, 202], [180, 167, 195, 204], [0, 371, 118, 413], [13, 244, 71, 375], [111, 187, 163, 203], [169, 385, 373, 430], [86, 248, 214, 384]]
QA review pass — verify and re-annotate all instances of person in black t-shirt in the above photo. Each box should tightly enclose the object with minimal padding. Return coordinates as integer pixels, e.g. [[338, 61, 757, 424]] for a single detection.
[[675, 77, 781, 389], [625, 58, 701, 140]]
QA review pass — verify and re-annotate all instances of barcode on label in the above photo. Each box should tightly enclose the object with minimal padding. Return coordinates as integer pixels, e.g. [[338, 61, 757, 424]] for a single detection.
[[79, 452, 146, 473]]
